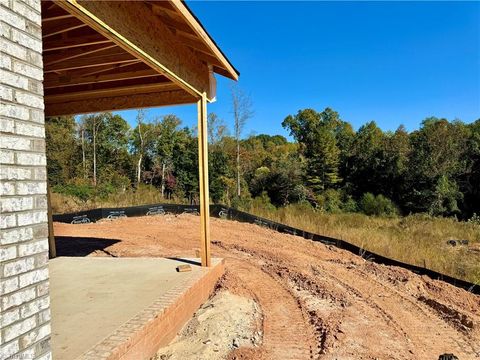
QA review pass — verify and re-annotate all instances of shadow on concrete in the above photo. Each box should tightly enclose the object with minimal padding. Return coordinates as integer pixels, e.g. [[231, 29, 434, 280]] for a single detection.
[[55, 236, 120, 257], [167, 257, 201, 267]]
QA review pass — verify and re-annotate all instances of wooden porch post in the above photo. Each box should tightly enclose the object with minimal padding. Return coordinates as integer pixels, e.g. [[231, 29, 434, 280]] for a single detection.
[[197, 93, 211, 267], [47, 184, 56, 259]]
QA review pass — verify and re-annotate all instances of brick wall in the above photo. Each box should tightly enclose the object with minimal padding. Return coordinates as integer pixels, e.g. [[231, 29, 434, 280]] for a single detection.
[[1, 0, 52, 359]]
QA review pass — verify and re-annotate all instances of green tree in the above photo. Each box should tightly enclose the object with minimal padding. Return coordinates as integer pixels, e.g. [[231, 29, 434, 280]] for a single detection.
[[81, 112, 132, 188], [405, 118, 469, 214], [45, 116, 77, 185], [282, 108, 342, 193], [346, 121, 385, 196]]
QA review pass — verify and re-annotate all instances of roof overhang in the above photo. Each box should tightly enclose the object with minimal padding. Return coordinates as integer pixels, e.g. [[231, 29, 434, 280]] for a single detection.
[[42, 0, 238, 116]]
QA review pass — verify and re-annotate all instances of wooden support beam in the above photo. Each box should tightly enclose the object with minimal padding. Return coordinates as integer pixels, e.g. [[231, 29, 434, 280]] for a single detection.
[[77, 60, 142, 77], [44, 51, 137, 73], [42, 20, 88, 38], [43, 33, 112, 51], [47, 185, 56, 259], [42, 13, 75, 22], [44, 68, 160, 89], [45, 82, 178, 103], [44, 44, 118, 67], [45, 89, 197, 116], [55, 0, 211, 98], [42, 2, 75, 22], [197, 93, 211, 267]]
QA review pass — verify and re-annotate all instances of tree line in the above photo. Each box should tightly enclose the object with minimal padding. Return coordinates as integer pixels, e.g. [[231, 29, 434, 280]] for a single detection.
[[46, 106, 480, 219]]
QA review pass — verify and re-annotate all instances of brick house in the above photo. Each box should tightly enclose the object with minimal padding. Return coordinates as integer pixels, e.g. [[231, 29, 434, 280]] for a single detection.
[[0, 1, 238, 359]]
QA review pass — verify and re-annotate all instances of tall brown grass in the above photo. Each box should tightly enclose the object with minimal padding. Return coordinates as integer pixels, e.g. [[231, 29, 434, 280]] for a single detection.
[[246, 203, 480, 284], [51, 191, 480, 284]]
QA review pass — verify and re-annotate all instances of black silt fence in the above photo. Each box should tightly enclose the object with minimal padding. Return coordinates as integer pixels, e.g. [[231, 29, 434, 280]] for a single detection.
[[53, 203, 479, 295]]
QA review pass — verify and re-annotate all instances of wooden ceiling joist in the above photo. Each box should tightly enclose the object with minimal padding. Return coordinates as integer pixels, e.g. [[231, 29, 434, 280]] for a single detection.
[[45, 82, 179, 103], [42, 13, 75, 23], [42, 20, 88, 39], [41, 4, 75, 22], [41, 0, 238, 118], [44, 68, 161, 89], [55, 0, 211, 98], [43, 33, 112, 52], [44, 44, 118, 67], [44, 52, 137, 73], [78, 60, 143, 78], [45, 89, 197, 117]]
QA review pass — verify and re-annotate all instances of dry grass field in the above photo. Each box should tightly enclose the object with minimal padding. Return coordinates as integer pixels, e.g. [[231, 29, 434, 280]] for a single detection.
[[247, 203, 480, 284], [51, 192, 480, 284]]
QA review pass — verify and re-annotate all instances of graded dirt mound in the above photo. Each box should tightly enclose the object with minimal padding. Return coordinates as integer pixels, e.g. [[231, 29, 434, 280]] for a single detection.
[[54, 214, 480, 359], [154, 290, 262, 360]]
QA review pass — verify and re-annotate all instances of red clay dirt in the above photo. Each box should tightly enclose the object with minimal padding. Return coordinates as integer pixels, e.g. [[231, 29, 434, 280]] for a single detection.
[[54, 214, 480, 360]]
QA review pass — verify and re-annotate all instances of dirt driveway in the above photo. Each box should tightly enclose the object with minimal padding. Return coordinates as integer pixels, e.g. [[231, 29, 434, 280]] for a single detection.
[[54, 214, 480, 360]]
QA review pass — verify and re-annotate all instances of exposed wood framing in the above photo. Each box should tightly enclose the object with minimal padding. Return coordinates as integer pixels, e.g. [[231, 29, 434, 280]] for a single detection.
[[45, 83, 178, 103], [43, 33, 112, 51], [44, 68, 160, 89], [54, 0, 211, 98], [170, 0, 238, 81], [197, 93, 211, 267], [44, 44, 117, 66], [47, 185, 56, 259], [42, 5, 75, 22], [44, 51, 137, 73], [42, 20, 88, 38], [151, 6, 194, 35], [41, 1, 240, 268], [77, 61, 143, 78], [45, 89, 197, 116]]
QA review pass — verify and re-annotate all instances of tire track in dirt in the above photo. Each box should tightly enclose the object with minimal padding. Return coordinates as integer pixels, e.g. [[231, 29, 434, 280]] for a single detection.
[[216, 237, 479, 359], [54, 215, 480, 360], [317, 262, 477, 358], [216, 241, 414, 359], [225, 257, 318, 360], [290, 244, 480, 358]]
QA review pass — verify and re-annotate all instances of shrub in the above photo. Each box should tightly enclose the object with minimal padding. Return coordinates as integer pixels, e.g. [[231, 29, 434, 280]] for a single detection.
[[342, 196, 358, 213], [359, 193, 398, 217], [323, 189, 343, 213], [52, 182, 93, 202], [231, 194, 253, 210], [251, 191, 276, 212], [468, 213, 480, 225]]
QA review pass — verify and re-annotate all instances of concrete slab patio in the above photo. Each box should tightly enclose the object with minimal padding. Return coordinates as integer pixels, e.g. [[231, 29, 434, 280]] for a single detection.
[[49, 257, 224, 360]]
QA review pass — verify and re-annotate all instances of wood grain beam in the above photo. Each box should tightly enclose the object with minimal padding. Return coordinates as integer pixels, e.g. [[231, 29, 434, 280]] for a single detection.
[[42, 19, 88, 38], [44, 44, 118, 66], [44, 51, 137, 73], [45, 89, 197, 116], [45, 82, 179, 103], [55, 0, 211, 99], [151, 6, 195, 34], [42, 3, 75, 22], [44, 68, 160, 89], [43, 33, 112, 51], [76, 60, 143, 78]]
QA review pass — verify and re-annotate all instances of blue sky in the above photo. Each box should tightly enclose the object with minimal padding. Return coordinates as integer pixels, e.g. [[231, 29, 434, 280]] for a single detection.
[[117, 1, 480, 138]]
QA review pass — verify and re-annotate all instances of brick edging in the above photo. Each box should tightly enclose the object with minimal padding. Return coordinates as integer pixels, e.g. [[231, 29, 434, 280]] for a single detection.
[[77, 259, 225, 360]]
